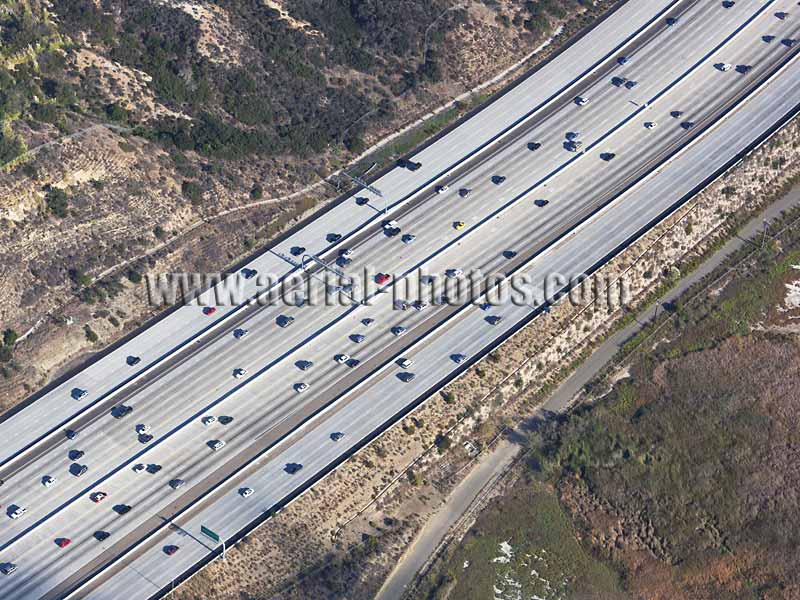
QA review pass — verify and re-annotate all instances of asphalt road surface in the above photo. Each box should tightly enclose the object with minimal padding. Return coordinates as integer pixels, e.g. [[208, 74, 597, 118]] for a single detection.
[[0, 1, 799, 598]]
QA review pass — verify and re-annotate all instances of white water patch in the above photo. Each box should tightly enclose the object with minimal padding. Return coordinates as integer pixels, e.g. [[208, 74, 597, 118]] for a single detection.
[[784, 266, 800, 309], [492, 540, 514, 564]]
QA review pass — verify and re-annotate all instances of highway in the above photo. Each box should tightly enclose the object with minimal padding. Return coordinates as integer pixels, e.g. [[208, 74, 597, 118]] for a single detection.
[[0, 1, 798, 597]]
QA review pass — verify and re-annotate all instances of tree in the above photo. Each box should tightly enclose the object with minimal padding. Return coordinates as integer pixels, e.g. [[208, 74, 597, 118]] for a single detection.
[[2, 329, 18, 347]]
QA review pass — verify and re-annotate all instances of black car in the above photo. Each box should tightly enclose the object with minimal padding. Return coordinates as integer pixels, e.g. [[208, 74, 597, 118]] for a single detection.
[[775, 11, 788, 20], [665, 16, 678, 26], [534, 199, 550, 207], [681, 121, 696, 130], [670, 110, 684, 118], [736, 64, 752, 74], [326, 233, 342, 243], [782, 38, 797, 48], [491, 175, 506, 185], [330, 432, 345, 442], [277, 315, 295, 328], [138, 434, 154, 444], [146, 464, 163, 474], [624, 80, 638, 90], [284, 463, 303, 475], [611, 76, 627, 87], [527, 141, 542, 151], [65, 429, 78, 440], [458, 188, 472, 197], [355, 196, 369, 205], [241, 268, 258, 279], [114, 504, 132, 515], [126, 355, 141, 366], [762, 35, 776, 43], [289, 246, 305, 256], [94, 531, 111, 541], [600, 152, 616, 161], [722, 1, 735, 8], [398, 372, 416, 382], [502, 250, 517, 259], [112, 405, 133, 419], [397, 158, 421, 171], [68, 449, 84, 461], [71, 463, 88, 477]]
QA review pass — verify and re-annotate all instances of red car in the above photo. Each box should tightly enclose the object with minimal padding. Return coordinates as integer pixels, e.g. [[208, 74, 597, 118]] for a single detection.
[[56, 538, 71, 548], [375, 273, 391, 285], [202, 306, 217, 315], [90, 492, 107, 503], [164, 545, 179, 556]]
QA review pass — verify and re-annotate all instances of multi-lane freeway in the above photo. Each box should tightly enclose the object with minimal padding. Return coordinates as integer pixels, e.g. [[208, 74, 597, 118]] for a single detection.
[[1, 1, 799, 597]]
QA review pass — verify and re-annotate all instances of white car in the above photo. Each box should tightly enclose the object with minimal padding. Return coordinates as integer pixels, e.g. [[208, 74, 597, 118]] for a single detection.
[[135, 424, 151, 435], [42, 476, 55, 488], [445, 268, 463, 279], [398, 358, 414, 369], [644, 121, 658, 129], [340, 248, 354, 259], [9, 507, 26, 519], [383, 220, 399, 231], [295, 382, 309, 393], [391, 326, 407, 337], [717, 63, 733, 72], [436, 184, 449, 194], [574, 96, 589, 106], [335, 354, 350, 364], [240, 487, 254, 498], [202, 416, 216, 426], [210, 440, 226, 451], [233, 368, 247, 379]]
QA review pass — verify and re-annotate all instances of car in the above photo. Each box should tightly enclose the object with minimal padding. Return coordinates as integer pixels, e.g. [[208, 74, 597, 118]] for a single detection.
[[233, 368, 247, 379], [420, 274, 436, 286], [241, 267, 258, 280], [335, 354, 350, 364], [339, 248, 354, 259], [126, 355, 141, 366], [72, 388, 89, 401], [782, 38, 797, 48], [565, 131, 580, 141], [391, 326, 407, 336], [139, 433, 153, 443], [132, 463, 145, 473], [147, 464, 162, 474], [398, 358, 414, 369], [397, 158, 422, 171], [487, 315, 503, 325], [202, 306, 217, 316], [600, 152, 616, 161], [453, 221, 465, 230], [452, 353, 468, 364], [327, 233, 342, 243], [91, 492, 107, 503], [355, 196, 370, 205], [218, 415, 234, 425], [527, 141, 542, 151], [361, 318, 375, 326], [112, 404, 133, 419], [240, 487, 254, 498], [169, 479, 185, 490], [412, 300, 427, 311], [401, 234, 416, 244], [0, 563, 17, 575], [564, 140, 583, 152], [458, 187, 472, 197], [624, 80, 638, 89], [202, 415, 217, 426], [775, 11, 788, 20], [574, 96, 589, 106], [284, 463, 303, 474], [295, 382, 309, 393], [209, 440, 226, 451], [330, 432, 345, 442], [9, 506, 26, 519], [290, 246, 306, 256], [491, 175, 506, 185], [722, 1, 734, 7], [350, 333, 366, 343], [435, 184, 449, 194], [383, 219, 399, 231], [65, 429, 78, 440], [277, 314, 295, 328], [617, 55, 629, 65], [736, 64, 752, 74], [534, 199, 550, 207], [644, 121, 658, 129], [715, 62, 733, 72], [503, 250, 517, 259], [665, 16, 678, 25], [394, 299, 410, 311], [68, 449, 85, 461], [611, 76, 627, 87], [72, 464, 88, 477], [479, 302, 492, 311], [115, 504, 132, 515], [398, 372, 416, 382], [234, 328, 249, 339], [42, 475, 55, 487], [375, 273, 391, 285], [94, 531, 110, 542], [135, 424, 151, 435], [763, 34, 776, 43], [56, 538, 71, 548], [346, 358, 361, 368], [164, 545, 179, 556], [296, 360, 314, 371], [670, 110, 684, 118], [681, 121, 696, 130], [445, 268, 463, 278]]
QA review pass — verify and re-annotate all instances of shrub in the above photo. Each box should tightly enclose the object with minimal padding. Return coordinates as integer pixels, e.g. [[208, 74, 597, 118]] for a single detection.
[[84, 325, 99, 343]]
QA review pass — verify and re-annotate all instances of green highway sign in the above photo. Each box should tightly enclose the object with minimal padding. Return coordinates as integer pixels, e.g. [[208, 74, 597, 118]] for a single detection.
[[201, 525, 220, 543]]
